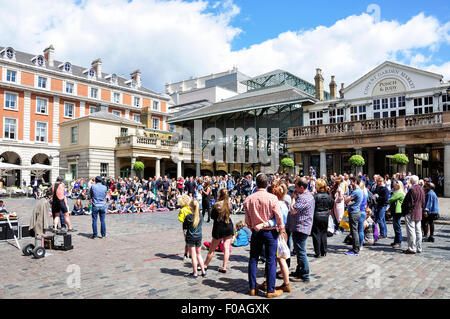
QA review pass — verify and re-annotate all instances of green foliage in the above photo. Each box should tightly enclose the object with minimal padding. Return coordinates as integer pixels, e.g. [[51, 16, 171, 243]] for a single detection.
[[133, 161, 145, 172], [349, 154, 365, 167], [391, 153, 409, 165], [281, 158, 295, 168]]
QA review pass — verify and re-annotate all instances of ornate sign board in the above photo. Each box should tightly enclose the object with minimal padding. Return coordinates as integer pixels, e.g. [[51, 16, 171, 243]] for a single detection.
[[363, 68, 415, 96]]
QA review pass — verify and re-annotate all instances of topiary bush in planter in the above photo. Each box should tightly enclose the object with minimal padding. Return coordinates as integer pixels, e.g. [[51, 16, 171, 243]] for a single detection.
[[349, 155, 365, 167], [391, 153, 409, 165]]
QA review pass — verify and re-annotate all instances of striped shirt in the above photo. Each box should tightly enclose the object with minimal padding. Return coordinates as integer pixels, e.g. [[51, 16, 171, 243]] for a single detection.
[[287, 191, 315, 235], [244, 189, 284, 231]]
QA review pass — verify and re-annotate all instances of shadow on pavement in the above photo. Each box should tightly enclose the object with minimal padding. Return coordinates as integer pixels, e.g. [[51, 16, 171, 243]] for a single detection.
[[154, 253, 183, 261], [201, 277, 248, 294]]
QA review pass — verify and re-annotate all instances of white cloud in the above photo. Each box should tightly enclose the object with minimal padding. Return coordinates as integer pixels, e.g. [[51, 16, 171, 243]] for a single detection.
[[0, 1, 449, 92]]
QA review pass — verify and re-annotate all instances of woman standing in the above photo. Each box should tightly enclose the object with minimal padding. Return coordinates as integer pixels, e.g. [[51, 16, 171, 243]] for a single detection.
[[201, 180, 212, 223], [331, 180, 345, 235], [183, 199, 207, 279], [358, 180, 369, 251], [311, 179, 334, 258], [389, 181, 406, 248], [204, 189, 234, 273]]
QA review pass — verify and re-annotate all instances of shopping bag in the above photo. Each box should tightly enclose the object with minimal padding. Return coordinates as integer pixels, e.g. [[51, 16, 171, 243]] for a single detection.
[[327, 215, 335, 237], [276, 236, 290, 259], [339, 210, 350, 231]]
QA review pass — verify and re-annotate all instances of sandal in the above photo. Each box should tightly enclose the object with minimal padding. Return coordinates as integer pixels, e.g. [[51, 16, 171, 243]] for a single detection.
[[218, 268, 227, 274], [186, 273, 198, 279]]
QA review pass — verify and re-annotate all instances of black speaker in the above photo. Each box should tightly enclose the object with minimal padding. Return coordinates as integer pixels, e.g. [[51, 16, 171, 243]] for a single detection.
[[20, 225, 31, 239], [53, 233, 73, 251]]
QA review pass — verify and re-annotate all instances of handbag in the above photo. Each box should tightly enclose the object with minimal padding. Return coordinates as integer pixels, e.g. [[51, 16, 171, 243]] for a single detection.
[[339, 210, 350, 231], [327, 214, 334, 237], [276, 235, 290, 259]]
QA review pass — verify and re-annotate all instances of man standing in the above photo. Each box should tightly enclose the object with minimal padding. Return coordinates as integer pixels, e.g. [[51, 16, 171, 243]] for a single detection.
[[90, 176, 107, 239], [373, 177, 390, 239], [245, 174, 284, 298], [287, 177, 315, 282], [402, 175, 425, 254], [344, 177, 363, 255]]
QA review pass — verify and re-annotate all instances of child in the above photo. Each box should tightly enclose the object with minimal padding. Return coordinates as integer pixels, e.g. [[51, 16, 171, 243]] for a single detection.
[[107, 201, 118, 214], [232, 221, 250, 247], [72, 199, 84, 216], [363, 208, 377, 245], [83, 202, 92, 215], [133, 200, 142, 213], [183, 199, 207, 279], [178, 195, 192, 262]]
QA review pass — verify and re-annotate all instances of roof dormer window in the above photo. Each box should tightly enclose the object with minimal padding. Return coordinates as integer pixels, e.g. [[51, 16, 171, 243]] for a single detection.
[[89, 68, 95, 78], [6, 48, 14, 59], [32, 55, 45, 67], [60, 62, 72, 73], [1, 47, 15, 60], [104, 73, 118, 85]]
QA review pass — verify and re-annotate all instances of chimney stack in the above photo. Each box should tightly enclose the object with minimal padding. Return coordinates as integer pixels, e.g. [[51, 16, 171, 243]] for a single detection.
[[131, 69, 142, 88], [329, 76, 337, 99], [314, 68, 324, 101], [339, 83, 345, 98], [43, 45, 55, 67], [92, 58, 102, 79]]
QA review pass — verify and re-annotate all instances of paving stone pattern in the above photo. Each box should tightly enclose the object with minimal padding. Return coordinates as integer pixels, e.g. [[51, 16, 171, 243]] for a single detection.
[[0, 198, 449, 299]]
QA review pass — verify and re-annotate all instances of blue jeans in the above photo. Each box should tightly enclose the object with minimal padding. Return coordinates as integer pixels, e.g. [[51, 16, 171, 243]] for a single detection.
[[392, 213, 402, 245], [248, 229, 278, 293], [292, 232, 309, 280], [359, 211, 366, 248], [92, 206, 106, 237], [375, 205, 388, 237]]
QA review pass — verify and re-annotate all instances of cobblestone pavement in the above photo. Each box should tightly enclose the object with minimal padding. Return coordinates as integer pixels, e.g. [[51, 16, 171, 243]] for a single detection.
[[0, 198, 449, 299]]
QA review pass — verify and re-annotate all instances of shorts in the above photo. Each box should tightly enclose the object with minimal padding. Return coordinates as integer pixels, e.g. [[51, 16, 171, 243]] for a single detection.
[[52, 199, 68, 216], [186, 239, 202, 247]]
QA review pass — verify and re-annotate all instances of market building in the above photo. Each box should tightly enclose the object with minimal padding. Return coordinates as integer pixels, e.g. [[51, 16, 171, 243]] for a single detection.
[[0, 45, 171, 185], [288, 61, 450, 197]]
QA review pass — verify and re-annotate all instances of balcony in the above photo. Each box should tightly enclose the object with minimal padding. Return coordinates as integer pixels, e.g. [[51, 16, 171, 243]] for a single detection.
[[288, 112, 450, 151], [116, 135, 191, 155]]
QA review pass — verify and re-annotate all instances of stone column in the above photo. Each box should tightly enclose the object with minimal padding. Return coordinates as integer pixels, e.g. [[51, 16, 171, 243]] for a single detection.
[[397, 145, 406, 154], [397, 145, 406, 173], [177, 160, 183, 178], [196, 162, 201, 177], [319, 149, 327, 178], [155, 158, 161, 177], [130, 157, 136, 178], [444, 143, 450, 198]]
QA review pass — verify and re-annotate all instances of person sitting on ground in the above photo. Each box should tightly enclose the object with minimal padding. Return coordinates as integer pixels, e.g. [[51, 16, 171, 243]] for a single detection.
[[0, 200, 7, 213], [107, 201, 118, 214], [72, 199, 84, 215], [83, 202, 92, 215], [232, 221, 250, 247], [133, 200, 142, 213]]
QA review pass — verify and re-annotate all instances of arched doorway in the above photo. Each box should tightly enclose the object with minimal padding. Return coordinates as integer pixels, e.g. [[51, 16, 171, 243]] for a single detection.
[[0, 151, 22, 187], [31, 153, 51, 183]]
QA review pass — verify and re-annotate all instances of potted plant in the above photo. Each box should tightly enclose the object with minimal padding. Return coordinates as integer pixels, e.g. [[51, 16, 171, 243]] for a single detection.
[[280, 158, 295, 173], [133, 161, 145, 178], [391, 153, 409, 173], [349, 155, 365, 174]]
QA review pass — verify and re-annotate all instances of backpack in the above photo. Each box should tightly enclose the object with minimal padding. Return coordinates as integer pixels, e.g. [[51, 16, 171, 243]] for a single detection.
[[373, 223, 380, 242]]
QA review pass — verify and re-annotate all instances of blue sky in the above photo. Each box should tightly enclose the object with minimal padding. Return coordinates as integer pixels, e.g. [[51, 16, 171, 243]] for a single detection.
[[228, 0, 450, 53], [1, 0, 449, 91]]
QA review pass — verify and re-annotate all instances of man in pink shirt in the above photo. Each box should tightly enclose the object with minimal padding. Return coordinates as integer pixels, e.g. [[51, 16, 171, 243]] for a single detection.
[[244, 174, 284, 298]]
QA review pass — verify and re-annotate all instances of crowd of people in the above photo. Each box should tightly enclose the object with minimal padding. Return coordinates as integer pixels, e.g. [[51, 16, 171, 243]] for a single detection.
[[13, 168, 441, 298], [173, 168, 441, 298]]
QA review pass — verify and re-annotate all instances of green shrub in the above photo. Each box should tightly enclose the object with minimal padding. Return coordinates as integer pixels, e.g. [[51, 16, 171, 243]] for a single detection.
[[349, 154, 365, 167], [133, 161, 145, 172], [391, 153, 409, 165], [281, 158, 295, 168]]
